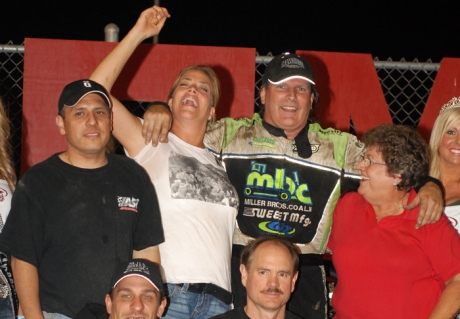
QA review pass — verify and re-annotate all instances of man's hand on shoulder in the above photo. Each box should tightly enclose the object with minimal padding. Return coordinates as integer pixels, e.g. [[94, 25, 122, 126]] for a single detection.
[[142, 102, 173, 146], [404, 181, 444, 229]]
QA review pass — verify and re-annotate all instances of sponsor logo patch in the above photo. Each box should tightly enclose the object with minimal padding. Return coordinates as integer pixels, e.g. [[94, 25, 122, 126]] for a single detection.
[[259, 221, 295, 235], [245, 161, 312, 205], [118, 196, 140, 213], [292, 144, 320, 154], [319, 128, 342, 136], [249, 137, 276, 149]]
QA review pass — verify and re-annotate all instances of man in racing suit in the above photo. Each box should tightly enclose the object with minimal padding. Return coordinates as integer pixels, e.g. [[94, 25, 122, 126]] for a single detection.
[[203, 53, 362, 319], [142, 52, 443, 319]]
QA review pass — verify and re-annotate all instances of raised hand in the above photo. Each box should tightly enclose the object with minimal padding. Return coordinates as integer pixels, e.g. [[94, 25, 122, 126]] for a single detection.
[[133, 6, 171, 40]]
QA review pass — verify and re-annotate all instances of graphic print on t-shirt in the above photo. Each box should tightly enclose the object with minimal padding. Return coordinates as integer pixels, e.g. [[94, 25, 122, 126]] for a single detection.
[[444, 205, 460, 232], [0, 187, 8, 202], [169, 152, 238, 207]]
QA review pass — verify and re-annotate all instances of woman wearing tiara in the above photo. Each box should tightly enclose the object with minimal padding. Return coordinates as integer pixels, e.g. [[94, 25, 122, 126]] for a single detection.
[[430, 96, 460, 233]]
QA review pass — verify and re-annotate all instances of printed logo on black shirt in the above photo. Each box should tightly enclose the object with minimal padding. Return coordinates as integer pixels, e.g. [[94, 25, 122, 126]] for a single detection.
[[117, 196, 140, 212]]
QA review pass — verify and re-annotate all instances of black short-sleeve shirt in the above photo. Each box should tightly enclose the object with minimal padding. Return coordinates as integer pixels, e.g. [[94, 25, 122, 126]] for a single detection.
[[0, 153, 164, 317]]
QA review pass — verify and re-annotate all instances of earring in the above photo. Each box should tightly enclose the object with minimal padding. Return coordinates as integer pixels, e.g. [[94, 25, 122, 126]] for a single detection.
[[393, 182, 398, 186]]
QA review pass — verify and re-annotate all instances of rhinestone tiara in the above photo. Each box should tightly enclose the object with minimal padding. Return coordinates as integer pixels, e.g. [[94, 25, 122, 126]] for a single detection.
[[440, 97, 460, 114]]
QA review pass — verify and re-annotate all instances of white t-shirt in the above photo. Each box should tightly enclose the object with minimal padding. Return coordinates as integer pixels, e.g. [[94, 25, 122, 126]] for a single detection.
[[128, 132, 238, 291], [0, 179, 12, 232], [444, 202, 460, 233]]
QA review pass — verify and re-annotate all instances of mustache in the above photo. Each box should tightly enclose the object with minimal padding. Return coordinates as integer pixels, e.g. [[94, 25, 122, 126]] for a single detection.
[[261, 287, 284, 294], [126, 312, 147, 318]]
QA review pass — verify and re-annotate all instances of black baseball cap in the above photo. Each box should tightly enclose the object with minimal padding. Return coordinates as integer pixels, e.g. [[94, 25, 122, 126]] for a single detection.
[[262, 52, 315, 85], [58, 79, 111, 114], [111, 259, 165, 296]]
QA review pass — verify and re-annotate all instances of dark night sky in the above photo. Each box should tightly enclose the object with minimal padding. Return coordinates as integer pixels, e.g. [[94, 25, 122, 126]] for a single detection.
[[2, 1, 460, 62]]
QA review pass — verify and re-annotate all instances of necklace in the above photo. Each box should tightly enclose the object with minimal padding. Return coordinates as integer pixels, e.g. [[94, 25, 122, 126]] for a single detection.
[[388, 201, 403, 216], [377, 192, 408, 220]]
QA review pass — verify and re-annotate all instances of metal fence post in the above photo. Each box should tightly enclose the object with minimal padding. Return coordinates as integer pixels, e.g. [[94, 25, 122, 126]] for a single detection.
[[104, 23, 119, 42]]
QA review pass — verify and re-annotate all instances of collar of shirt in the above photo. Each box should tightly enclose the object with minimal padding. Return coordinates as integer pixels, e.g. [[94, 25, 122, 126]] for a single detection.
[[262, 120, 312, 159]]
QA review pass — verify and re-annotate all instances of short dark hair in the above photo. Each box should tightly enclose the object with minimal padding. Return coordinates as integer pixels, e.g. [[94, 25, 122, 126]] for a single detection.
[[240, 235, 300, 272], [362, 124, 430, 191]]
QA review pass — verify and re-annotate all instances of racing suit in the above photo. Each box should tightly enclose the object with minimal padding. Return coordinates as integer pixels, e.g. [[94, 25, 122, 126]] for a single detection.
[[204, 113, 363, 319]]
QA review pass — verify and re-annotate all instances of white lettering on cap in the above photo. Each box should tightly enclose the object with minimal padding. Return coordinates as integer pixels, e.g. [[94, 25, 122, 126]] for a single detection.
[[281, 58, 305, 69]]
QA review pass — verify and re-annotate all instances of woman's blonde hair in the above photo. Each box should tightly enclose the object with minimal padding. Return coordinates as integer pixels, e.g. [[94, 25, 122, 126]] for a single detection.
[[429, 107, 460, 180], [167, 65, 220, 108], [0, 100, 17, 191]]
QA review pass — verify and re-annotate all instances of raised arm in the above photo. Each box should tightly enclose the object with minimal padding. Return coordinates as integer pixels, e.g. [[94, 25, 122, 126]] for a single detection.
[[90, 6, 170, 157]]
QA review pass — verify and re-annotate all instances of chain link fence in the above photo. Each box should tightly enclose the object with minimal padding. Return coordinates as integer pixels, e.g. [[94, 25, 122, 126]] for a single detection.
[[1, 42, 440, 176], [374, 58, 438, 127]]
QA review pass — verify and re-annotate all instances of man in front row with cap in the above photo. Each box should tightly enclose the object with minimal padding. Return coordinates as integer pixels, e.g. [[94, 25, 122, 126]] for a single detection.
[[76, 259, 167, 319], [0, 79, 164, 319]]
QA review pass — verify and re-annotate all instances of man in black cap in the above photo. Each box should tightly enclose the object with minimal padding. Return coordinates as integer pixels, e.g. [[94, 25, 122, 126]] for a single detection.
[[76, 259, 167, 319], [142, 52, 443, 319], [0, 79, 164, 319], [204, 52, 354, 319]]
